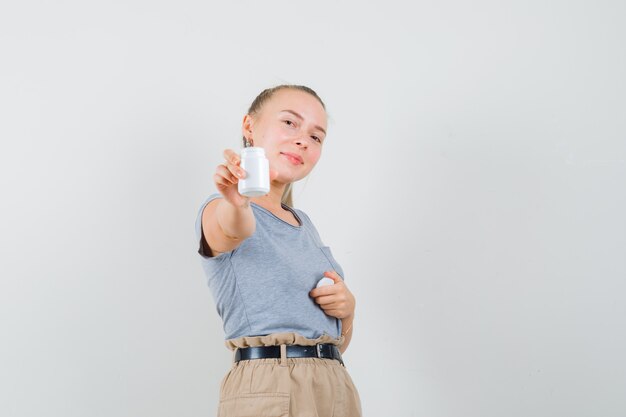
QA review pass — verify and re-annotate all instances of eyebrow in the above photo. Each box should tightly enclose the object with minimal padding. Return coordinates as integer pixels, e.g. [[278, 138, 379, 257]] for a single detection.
[[280, 109, 327, 136]]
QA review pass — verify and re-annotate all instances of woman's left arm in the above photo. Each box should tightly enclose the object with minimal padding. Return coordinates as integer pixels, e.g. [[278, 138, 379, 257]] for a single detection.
[[339, 314, 354, 354], [309, 270, 356, 354]]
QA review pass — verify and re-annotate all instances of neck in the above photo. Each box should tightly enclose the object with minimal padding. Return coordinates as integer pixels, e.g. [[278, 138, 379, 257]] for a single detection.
[[250, 180, 289, 211]]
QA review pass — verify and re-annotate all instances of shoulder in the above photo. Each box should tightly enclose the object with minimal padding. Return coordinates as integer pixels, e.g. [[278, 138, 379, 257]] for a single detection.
[[196, 193, 222, 227], [195, 193, 224, 256], [196, 193, 224, 234], [196, 192, 224, 215]]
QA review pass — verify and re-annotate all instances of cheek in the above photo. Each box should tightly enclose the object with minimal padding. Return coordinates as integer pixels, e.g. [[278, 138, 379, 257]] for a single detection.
[[273, 123, 292, 137], [309, 148, 322, 164]]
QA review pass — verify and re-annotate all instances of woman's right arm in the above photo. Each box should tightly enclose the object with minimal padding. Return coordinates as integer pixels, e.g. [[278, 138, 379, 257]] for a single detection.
[[201, 149, 257, 256], [202, 198, 256, 255]]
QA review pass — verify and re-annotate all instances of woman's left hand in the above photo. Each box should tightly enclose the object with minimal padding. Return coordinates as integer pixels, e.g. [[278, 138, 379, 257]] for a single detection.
[[309, 271, 355, 319]]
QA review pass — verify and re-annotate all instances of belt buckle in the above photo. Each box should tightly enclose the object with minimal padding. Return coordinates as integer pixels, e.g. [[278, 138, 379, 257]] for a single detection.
[[316, 343, 323, 358]]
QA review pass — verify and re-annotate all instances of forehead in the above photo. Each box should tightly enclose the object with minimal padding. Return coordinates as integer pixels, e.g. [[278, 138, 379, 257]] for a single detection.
[[263, 89, 327, 126]]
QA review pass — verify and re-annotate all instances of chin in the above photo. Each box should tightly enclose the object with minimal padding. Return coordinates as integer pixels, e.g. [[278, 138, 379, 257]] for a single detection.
[[273, 173, 296, 184], [283, 175, 303, 184]]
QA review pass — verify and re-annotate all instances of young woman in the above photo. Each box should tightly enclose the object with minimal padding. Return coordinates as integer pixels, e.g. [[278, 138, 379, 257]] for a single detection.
[[195, 85, 362, 416]]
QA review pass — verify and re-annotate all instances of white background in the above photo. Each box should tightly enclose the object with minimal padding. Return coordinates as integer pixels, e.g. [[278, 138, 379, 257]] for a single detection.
[[1, 1, 625, 416]]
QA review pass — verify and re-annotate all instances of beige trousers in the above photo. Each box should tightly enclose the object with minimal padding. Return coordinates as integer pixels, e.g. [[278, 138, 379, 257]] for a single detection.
[[217, 332, 362, 417]]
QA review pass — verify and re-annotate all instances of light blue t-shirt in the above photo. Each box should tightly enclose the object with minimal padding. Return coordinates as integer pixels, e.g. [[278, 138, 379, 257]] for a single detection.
[[195, 193, 345, 341]]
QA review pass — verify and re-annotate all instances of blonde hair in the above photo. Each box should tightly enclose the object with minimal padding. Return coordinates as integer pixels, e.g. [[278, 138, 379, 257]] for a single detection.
[[243, 84, 326, 208]]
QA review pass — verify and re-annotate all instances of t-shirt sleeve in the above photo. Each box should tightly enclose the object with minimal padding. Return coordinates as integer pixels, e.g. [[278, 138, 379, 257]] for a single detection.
[[195, 193, 224, 259]]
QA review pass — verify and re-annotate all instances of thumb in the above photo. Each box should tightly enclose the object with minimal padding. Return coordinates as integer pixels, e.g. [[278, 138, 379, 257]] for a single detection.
[[324, 271, 343, 283]]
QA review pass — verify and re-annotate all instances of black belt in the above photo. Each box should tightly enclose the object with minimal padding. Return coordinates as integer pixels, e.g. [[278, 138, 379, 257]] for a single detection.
[[234, 344, 344, 366]]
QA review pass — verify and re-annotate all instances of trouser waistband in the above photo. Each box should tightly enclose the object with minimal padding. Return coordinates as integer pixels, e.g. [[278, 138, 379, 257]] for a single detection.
[[234, 344, 344, 366]]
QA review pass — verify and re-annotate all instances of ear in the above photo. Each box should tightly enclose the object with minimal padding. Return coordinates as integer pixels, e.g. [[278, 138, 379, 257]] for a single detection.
[[241, 114, 254, 140]]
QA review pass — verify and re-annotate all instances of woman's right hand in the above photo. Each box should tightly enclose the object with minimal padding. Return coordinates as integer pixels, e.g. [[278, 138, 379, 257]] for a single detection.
[[213, 148, 277, 208], [213, 149, 250, 208]]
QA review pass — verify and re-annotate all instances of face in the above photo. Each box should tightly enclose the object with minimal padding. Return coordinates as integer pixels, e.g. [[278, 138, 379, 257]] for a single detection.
[[242, 88, 327, 184]]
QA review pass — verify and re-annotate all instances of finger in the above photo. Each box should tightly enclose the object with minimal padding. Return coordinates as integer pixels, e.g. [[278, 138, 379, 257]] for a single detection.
[[222, 150, 246, 177], [214, 171, 234, 187], [223, 159, 245, 179], [314, 295, 338, 306], [213, 165, 237, 187], [223, 149, 240, 166], [322, 309, 342, 318], [216, 164, 238, 184], [310, 283, 342, 298], [324, 270, 344, 283]]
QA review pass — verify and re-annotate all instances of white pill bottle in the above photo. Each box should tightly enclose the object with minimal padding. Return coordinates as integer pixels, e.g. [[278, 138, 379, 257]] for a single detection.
[[238, 146, 270, 197]]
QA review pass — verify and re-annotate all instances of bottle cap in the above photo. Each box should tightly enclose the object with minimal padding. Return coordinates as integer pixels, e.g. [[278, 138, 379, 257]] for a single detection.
[[316, 277, 335, 288]]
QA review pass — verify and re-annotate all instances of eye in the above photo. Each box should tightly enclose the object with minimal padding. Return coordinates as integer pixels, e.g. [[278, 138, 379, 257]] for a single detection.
[[311, 135, 321, 143], [283, 119, 296, 127]]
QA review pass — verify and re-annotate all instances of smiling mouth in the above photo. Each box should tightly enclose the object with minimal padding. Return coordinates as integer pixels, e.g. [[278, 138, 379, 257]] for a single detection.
[[281, 153, 303, 165]]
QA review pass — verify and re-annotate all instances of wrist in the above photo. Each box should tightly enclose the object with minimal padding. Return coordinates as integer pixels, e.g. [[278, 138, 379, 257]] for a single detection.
[[341, 314, 354, 335]]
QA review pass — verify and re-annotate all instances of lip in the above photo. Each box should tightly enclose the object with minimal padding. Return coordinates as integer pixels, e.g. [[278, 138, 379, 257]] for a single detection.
[[281, 152, 303, 165]]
